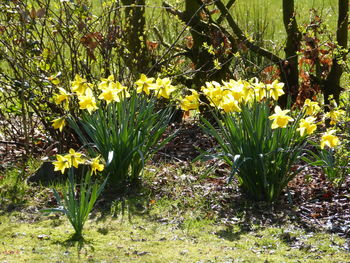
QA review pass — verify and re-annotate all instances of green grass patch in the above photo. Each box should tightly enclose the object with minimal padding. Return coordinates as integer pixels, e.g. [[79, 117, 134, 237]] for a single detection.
[[0, 211, 349, 263]]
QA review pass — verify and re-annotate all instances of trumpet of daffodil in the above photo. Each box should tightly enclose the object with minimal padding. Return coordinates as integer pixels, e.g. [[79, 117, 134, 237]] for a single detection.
[[268, 106, 294, 129], [71, 74, 93, 95], [135, 74, 155, 95], [65, 148, 84, 168], [54, 87, 70, 106], [180, 89, 200, 111], [53, 154, 71, 174], [51, 117, 66, 132], [325, 109, 345, 125], [78, 88, 98, 114], [297, 116, 317, 136], [98, 75, 115, 90], [90, 156, 104, 175], [266, 80, 285, 100], [220, 94, 241, 113], [320, 130, 339, 149], [154, 78, 176, 99], [303, 99, 320, 116]]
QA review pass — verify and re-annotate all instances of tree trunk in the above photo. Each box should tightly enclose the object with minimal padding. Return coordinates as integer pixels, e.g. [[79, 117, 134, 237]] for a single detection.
[[280, 0, 301, 105], [121, 0, 148, 74], [323, 0, 349, 105]]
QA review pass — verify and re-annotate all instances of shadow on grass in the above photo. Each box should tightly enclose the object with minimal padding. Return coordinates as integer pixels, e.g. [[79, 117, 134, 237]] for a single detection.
[[53, 233, 95, 258], [216, 225, 250, 242]]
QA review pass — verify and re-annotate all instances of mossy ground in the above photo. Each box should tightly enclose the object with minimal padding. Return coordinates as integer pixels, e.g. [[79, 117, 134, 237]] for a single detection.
[[0, 211, 349, 263]]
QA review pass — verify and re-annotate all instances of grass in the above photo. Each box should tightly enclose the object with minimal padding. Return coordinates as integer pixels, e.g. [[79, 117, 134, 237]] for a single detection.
[[0, 207, 349, 262], [0, 161, 350, 262]]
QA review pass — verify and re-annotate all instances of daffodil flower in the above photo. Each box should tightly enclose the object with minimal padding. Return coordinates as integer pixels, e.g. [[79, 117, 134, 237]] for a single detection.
[[71, 74, 93, 95], [90, 156, 104, 175], [241, 79, 255, 102], [53, 154, 71, 174], [220, 94, 241, 113], [320, 130, 339, 149], [154, 78, 176, 99], [109, 81, 130, 101], [98, 85, 120, 104], [268, 106, 294, 129], [325, 109, 346, 125], [223, 79, 245, 101], [303, 99, 320, 116], [202, 81, 224, 107], [51, 117, 66, 132], [54, 87, 70, 105], [65, 149, 84, 168], [297, 116, 317, 136], [135, 74, 155, 95], [78, 88, 98, 114], [98, 75, 115, 90], [266, 80, 285, 100], [252, 79, 267, 101], [180, 89, 200, 111]]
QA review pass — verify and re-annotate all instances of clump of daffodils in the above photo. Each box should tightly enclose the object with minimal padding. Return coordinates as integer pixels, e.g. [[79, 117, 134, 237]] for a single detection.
[[51, 74, 178, 132], [51, 75, 343, 151], [53, 148, 104, 175], [179, 78, 342, 150]]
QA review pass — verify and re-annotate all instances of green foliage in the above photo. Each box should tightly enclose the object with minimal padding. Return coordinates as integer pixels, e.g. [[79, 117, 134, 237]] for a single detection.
[[41, 168, 107, 240], [68, 91, 174, 193], [302, 141, 350, 185], [202, 100, 306, 202]]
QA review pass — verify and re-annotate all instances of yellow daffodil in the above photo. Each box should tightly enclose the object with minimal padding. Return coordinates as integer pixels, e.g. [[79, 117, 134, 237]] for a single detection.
[[53, 154, 71, 174], [109, 81, 130, 101], [202, 81, 224, 107], [90, 156, 104, 175], [297, 116, 317, 136], [252, 79, 267, 101], [241, 79, 255, 102], [325, 109, 346, 125], [154, 78, 176, 99], [51, 117, 66, 132], [268, 106, 294, 129], [135, 74, 155, 95], [180, 89, 200, 111], [266, 80, 285, 100], [320, 130, 339, 149], [65, 148, 84, 168], [54, 87, 70, 106], [98, 75, 115, 90], [303, 99, 320, 116], [220, 94, 241, 113], [71, 74, 93, 95], [98, 85, 120, 104], [78, 88, 98, 114], [223, 79, 244, 101]]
